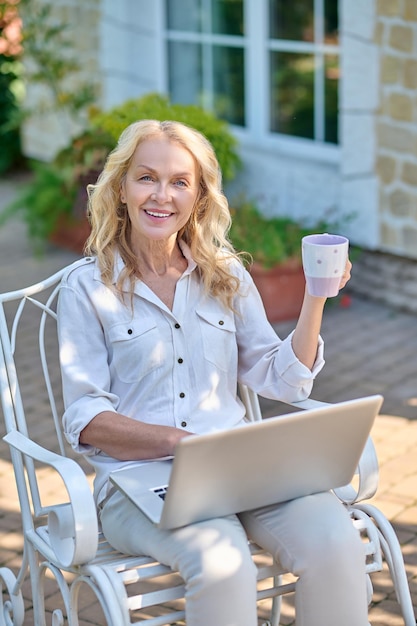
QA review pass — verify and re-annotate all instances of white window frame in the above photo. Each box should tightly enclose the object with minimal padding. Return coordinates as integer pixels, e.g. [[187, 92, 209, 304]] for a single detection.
[[162, 0, 340, 164]]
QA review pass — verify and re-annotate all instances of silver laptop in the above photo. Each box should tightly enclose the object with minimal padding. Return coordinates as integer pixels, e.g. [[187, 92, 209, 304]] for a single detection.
[[109, 395, 383, 530]]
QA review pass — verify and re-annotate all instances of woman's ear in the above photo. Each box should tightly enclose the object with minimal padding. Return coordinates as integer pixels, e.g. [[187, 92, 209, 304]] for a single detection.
[[120, 182, 126, 204]]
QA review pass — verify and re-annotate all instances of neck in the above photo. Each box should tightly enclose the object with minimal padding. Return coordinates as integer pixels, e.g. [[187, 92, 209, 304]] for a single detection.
[[135, 238, 184, 276]]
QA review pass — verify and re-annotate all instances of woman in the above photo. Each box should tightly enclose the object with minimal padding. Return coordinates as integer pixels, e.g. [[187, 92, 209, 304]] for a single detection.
[[57, 119, 367, 625]]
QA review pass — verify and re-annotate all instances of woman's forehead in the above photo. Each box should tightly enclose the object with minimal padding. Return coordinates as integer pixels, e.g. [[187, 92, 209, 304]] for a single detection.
[[130, 136, 198, 174]]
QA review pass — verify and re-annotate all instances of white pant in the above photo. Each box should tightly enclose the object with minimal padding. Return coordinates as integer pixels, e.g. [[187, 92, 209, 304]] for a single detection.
[[100, 489, 368, 626]]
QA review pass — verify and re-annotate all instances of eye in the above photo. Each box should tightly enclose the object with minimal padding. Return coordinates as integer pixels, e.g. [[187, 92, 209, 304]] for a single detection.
[[139, 174, 154, 182], [174, 179, 188, 187]]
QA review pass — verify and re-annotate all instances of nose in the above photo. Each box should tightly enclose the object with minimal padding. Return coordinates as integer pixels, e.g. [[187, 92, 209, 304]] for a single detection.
[[152, 183, 171, 203]]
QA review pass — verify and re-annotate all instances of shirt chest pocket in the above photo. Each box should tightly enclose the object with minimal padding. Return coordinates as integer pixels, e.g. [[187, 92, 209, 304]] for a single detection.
[[196, 308, 237, 372], [108, 320, 166, 383]]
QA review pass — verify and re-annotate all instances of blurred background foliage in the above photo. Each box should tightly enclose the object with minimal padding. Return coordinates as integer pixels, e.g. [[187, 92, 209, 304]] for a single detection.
[[0, 0, 23, 173], [0, 0, 98, 175]]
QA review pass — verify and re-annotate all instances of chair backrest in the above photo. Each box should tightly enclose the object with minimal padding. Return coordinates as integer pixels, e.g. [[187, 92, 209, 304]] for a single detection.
[[0, 267, 81, 528]]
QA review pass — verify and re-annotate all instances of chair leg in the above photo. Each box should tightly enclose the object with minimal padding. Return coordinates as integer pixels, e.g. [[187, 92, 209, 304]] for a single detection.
[[356, 503, 416, 626], [260, 576, 282, 626], [269, 582, 282, 626]]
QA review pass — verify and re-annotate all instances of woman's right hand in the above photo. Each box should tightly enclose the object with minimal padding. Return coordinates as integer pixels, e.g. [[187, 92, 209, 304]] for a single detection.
[[80, 410, 194, 461]]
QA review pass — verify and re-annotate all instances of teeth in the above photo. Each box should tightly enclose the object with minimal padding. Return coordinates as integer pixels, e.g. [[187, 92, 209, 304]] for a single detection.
[[146, 210, 171, 218]]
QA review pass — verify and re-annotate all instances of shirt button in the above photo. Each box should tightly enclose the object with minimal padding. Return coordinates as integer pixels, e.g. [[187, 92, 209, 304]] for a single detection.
[[218, 320, 224, 325], [127, 328, 133, 335], [179, 392, 185, 398], [174, 323, 181, 329], [181, 421, 187, 428], [178, 358, 183, 364]]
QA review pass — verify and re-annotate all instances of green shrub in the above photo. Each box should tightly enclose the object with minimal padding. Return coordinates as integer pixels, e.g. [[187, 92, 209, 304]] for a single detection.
[[90, 93, 241, 182], [229, 196, 330, 269], [53, 127, 115, 182]]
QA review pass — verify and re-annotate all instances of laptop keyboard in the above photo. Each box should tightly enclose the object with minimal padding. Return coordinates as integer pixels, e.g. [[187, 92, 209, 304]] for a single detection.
[[153, 486, 168, 500]]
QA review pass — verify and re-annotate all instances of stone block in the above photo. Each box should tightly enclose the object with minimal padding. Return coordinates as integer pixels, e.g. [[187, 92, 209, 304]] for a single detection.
[[379, 188, 390, 214], [389, 188, 412, 216], [404, 59, 417, 90], [389, 25, 414, 52], [404, 0, 417, 21], [377, 154, 397, 183], [377, 0, 401, 17], [403, 226, 417, 255], [377, 122, 414, 153], [374, 21, 385, 44], [381, 55, 401, 84], [402, 162, 417, 186], [389, 93, 413, 122], [381, 221, 400, 248]]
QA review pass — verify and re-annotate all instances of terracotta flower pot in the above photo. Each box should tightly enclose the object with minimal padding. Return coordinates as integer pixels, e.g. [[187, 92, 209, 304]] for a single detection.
[[250, 260, 306, 323], [49, 170, 98, 254], [49, 214, 91, 255]]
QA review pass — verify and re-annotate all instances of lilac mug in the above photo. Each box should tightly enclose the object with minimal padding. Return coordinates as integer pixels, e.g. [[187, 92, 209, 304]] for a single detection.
[[301, 233, 349, 297]]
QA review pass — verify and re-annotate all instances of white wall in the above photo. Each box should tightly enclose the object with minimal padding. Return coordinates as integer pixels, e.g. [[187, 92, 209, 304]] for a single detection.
[[225, 142, 340, 231], [99, 0, 165, 109]]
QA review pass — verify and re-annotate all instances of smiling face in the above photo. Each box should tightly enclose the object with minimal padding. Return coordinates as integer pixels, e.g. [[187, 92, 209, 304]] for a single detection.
[[120, 135, 200, 251]]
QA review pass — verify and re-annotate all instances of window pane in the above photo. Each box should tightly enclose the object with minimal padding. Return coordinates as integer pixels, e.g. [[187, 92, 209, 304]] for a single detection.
[[325, 54, 339, 143], [213, 45, 245, 125], [166, 0, 202, 32], [324, 0, 338, 43], [212, 0, 244, 35], [168, 42, 202, 106], [270, 51, 314, 139], [269, 0, 315, 42]]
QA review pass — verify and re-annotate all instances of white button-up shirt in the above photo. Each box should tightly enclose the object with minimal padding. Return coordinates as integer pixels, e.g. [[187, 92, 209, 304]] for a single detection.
[[57, 243, 324, 504]]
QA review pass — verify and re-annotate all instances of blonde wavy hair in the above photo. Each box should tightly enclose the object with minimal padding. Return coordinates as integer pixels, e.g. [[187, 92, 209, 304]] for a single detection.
[[85, 119, 244, 309]]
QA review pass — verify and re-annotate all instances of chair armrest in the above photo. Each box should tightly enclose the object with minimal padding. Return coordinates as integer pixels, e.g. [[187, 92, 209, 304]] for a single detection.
[[4, 430, 98, 567], [333, 436, 379, 504]]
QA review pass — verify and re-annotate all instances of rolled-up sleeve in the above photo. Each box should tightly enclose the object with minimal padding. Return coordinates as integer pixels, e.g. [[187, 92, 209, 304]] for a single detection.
[[57, 282, 119, 455], [234, 266, 325, 402]]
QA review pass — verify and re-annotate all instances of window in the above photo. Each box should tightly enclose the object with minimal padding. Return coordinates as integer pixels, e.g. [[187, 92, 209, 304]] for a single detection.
[[164, 0, 339, 145], [165, 0, 245, 126], [268, 0, 339, 143]]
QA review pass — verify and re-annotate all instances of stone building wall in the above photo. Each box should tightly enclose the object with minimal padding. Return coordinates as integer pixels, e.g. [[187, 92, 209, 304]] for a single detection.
[[375, 0, 417, 259]]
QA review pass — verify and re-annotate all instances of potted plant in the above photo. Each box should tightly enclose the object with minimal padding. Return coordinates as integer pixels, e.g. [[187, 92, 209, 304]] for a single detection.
[[229, 196, 329, 322]]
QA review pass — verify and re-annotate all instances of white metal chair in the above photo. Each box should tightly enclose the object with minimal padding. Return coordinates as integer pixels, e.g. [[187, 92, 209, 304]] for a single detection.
[[0, 265, 415, 626]]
